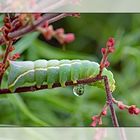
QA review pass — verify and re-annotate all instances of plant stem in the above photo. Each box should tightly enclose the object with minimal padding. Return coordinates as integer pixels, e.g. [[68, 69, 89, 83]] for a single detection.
[[2, 41, 13, 64], [102, 75, 119, 127], [0, 41, 13, 86], [0, 13, 73, 45], [8, 13, 73, 39], [0, 76, 103, 94]]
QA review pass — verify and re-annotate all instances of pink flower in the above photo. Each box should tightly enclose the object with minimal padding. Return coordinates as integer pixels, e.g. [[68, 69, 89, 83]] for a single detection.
[[101, 110, 107, 116], [106, 37, 115, 53], [55, 28, 64, 35], [104, 60, 110, 68], [134, 108, 140, 115], [106, 37, 115, 48], [64, 33, 75, 44], [101, 48, 106, 55], [128, 105, 136, 114], [91, 116, 102, 127], [11, 53, 20, 60], [118, 102, 125, 110]]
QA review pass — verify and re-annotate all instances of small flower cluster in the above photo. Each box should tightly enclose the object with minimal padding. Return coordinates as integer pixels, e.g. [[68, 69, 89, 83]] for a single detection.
[[5, 44, 20, 61], [33, 13, 76, 45], [91, 105, 108, 127], [99, 37, 115, 76], [0, 14, 23, 84], [112, 98, 140, 115], [0, 14, 21, 61], [1, 14, 30, 41], [37, 24, 75, 45], [91, 116, 102, 127], [91, 96, 140, 127], [91, 37, 140, 127], [10, 53, 20, 61], [91, 38, 115, 127], [0, 13, 46, 68]]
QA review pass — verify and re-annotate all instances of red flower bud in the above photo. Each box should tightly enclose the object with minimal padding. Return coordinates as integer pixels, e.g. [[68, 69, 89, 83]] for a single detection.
[[128, 109, 134, 114], [106, 37, 115, 48], [91, 116, 102, 127], [118, 101, 125, 110], [101, 48, 106, 55], [9, 46, 15, 52], [134, 108, 140, 115], [128, 105, 136, 115], [104, 61, 110, 68], [92, 116, 97, 121], [12, 53, 20, 60], [64, 33, 75, 44], [43, 26, 54, 40], [90, 121, 97, 127], [108, 46, 115, 53], [42, 21, 48, 29], [56, 28, 64, 35], [101, 110, 107, 116], [5, 23, 11, 29]]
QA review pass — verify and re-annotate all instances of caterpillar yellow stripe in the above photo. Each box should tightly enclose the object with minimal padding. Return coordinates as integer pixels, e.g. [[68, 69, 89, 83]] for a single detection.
[[8, 60, 115, 92]]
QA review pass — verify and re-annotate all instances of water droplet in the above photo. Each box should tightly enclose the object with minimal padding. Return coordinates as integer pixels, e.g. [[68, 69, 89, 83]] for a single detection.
[[73, 84, 85, 96]]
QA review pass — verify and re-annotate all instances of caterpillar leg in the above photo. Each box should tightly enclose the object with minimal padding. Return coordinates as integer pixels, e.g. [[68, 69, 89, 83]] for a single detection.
[[47, 67, 59, 89], [71, 62, 81, 83], [34, 60, 47, 88], [59, 64, 71, 87]]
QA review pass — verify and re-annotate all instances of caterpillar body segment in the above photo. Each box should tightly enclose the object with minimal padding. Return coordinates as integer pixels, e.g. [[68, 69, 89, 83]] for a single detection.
[[8, 59, 115, 92]]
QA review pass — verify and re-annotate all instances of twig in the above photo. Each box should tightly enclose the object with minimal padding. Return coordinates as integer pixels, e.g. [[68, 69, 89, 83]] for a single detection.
[[102, 75, 119, 127], [2, 41, 13, 64], [0, 40, 13, 85], [0, 76, 102, 94], [0, 13, 73, 45], [8, 13, 73, 39]]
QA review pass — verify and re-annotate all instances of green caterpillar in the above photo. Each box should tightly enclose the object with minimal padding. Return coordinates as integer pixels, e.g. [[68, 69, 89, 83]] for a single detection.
[[8, 60, 115, 93]]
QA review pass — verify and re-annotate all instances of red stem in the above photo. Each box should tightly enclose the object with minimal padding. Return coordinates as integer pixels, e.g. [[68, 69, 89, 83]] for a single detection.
[[0, 76, 102, 94], [0, 13, 73, 45], [8, 13, 73, 39], [0, 41, 13, 86], [2, 41, 13, 64], [102, 75, 119, 127]]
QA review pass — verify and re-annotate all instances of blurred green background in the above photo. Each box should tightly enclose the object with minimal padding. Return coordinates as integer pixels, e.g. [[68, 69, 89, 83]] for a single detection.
[[1, 13, 140, 126]]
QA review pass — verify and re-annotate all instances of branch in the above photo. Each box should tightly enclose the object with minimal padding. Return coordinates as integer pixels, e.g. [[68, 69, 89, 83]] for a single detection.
[[8, 13, 73, 39], [102, 75, 119, 127], [0, 13, 73, 45], [0, 76, 102, 94], [2, 41, 13, 64]]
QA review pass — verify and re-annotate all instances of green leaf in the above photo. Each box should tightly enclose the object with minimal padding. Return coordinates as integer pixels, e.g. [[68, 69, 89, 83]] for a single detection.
[[32, 39, 97, 61], [14, 32, 39, 54], [7, 94, 48, 126]]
